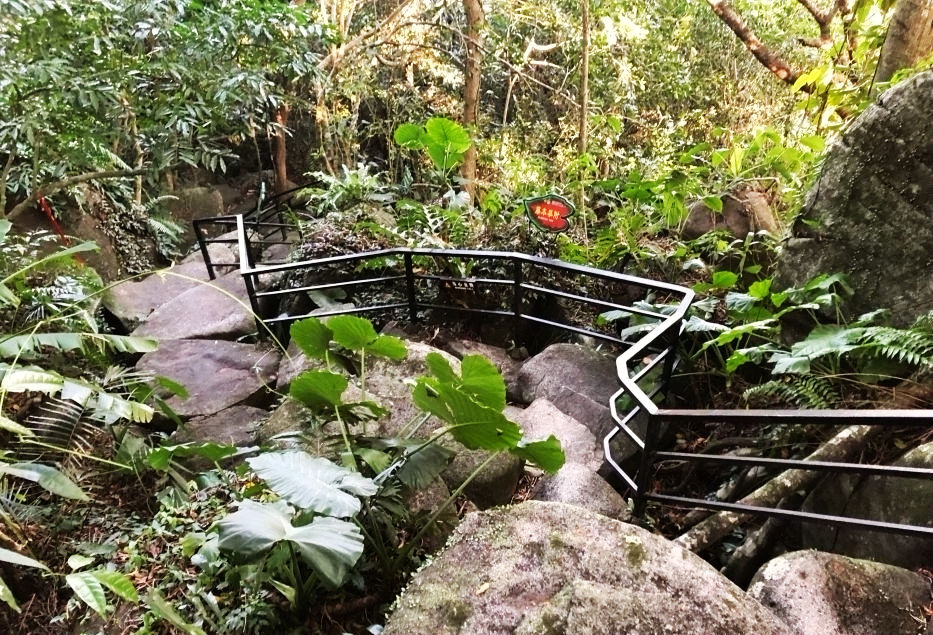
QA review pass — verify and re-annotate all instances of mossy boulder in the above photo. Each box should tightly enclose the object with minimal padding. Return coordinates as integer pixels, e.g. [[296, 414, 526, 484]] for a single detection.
[[748, 550, 930, 635], [384, 501, 792, 635]]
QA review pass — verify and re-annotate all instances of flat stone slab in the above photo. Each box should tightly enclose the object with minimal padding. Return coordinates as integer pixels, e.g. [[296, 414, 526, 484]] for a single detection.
[[174, 405, 267, 447], [132, 271, 255, 340], [103, 259, 219, 330], [748, 550, 931, 635], [136, 340, 280, 417]]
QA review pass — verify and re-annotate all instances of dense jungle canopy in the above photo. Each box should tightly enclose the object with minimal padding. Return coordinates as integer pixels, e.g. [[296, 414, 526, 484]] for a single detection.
[[1, 0, 933, 633]]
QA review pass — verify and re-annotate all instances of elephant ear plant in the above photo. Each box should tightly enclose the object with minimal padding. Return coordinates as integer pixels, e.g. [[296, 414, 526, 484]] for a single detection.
[[213, 315, 565, 614]]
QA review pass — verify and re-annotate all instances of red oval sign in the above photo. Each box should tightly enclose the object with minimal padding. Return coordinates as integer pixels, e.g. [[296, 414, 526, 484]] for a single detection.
[[525, 195, 574, 232]]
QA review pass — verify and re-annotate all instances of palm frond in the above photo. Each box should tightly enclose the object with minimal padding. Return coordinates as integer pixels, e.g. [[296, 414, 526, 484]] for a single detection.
[[0, 332, 158, 359]]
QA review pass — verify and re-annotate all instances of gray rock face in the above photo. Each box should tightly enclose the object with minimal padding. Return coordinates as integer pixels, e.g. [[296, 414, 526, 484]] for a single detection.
[[530, 463, 630, 521], [173, 405, 267, 447], [777, 71, 933, 326], [748, 550, 930, 635], [132, 271, 255, 340], [136, 340, 280, 417], [513, 399, 603, 470], [385, 501, 791, 635], [168, 186, 225, 247], [801, 441, 933, 568], [516, 343, 620, 440], [441, 448, 522, 509], [103, 260, 218, 330]]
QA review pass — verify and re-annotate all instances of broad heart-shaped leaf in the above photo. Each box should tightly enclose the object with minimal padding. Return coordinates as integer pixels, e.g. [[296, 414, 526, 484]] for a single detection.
[[769, 352, 811, 375], [290, 370, 348, 411], [328, 315, 379, 352], [247, 451, 377, 517], [365, 334, 407, 360], [413, 380, 520, 451], [216, 500, 363, 588], [511, 435, 565, 474], [290, 318, 333, 360], [393, 122, 425, 149], [2, 463, 88, 500], [66, 571, 108, 617], [460, 355, 506, 411], [426, 144, 464, 172], [789, 325, 863, 359], [425, 352, 457, 383], [423, 117, 472, 154]]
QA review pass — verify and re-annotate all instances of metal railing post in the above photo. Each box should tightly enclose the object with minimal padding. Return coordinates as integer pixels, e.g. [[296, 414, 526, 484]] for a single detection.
[[632, 408, 660, 517], [404, 251, 418, 322], [193, 220, 217, 280], [236, 215, 264, 335], [512, 258, 523, 342]]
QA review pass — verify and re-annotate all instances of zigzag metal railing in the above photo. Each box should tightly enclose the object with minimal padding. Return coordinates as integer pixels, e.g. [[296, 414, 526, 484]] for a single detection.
[[194, 199, 933, 540]]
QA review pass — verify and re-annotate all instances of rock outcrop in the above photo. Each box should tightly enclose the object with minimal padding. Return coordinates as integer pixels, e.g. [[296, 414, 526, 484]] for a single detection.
[[778, 71, 933, 326]]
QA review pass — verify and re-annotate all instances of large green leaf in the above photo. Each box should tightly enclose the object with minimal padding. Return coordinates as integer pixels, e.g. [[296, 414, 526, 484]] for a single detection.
[[290, 318, 333, 360], [423, 117, 471, 154], [216, 500, 363, 588], [247, 451, 376, 517], [144, 589, 207, 635], [460, 355, 506, 412], [393, 123, 424, 149], [2, 463, 88, 500], [413, 380, 520, 451], [511, 435, 565, 474], [0, 366, 63, 393], [365, 334, 407, 360], [0, 575, 19, 612], [0, 332, 158, 359], [90, 569, 138, 603], [290, 370, 348, 411], [145, 442, 240, 471], [328, 315, 378, 351], [789, 325, 862, 359], [66, 571, 108, 617], [0, 546, 48, 570]]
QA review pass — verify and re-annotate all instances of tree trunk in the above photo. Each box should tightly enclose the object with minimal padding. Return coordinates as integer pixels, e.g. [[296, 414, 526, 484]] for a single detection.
[[675, 424, 878, 553], [874, 0, 933, 85], [460, 0, 484, 202], [272, 105, 290, 196]]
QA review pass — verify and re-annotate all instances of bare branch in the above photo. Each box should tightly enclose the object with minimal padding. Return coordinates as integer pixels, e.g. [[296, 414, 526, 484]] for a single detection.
[[706, 0, 802, 85], [7, 168, 147, 221]]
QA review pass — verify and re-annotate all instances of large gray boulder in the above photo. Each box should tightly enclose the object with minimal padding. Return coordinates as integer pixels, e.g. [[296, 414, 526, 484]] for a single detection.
[[385, 501, 792, 635], [778, 71, 933, 326], [529, 463, 630, 521], [512, 399, 603, 470], [515, 343, 620, 440], [132, 271, 254, 340], [801, 441, 933, 568], [173, 405, 267, 447], [136, 340, 280, 418], [167, 186, 225, 247], [748, 550, 930, 635]]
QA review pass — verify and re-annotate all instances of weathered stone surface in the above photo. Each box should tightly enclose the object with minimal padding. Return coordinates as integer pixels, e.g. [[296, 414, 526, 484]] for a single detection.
[[801, 441, 933, 568], [777, 71, 933, 326], [682, 187, 777, 240], [515, 343, 620, 440], [103, 260, 219, 330], [407, 477, 460, 553], [530, 463, 630, 521], [168, 186, 225, 247], [174, 405, 266, 446], [384, 501, 791, 635], [136, 340, 280, 417], [441, 448, 522, 509], [370, 342, 460, 438], [513, 399, 603, 470], [274, 340, 327, 392], [132, 271, 254, 340], [748, 550, 930, 635]]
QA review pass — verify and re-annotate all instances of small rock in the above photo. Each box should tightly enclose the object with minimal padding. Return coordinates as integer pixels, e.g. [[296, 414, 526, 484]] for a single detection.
[[441, 448, 522, 509], [530, 463, 630, 521], [173, 405, 267, 447], [512, 399, 603, 470]]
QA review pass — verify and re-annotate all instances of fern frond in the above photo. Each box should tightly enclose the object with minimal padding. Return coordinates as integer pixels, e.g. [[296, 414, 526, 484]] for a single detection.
[[744, 375, 840, 408], [854, 326, 933, 369]]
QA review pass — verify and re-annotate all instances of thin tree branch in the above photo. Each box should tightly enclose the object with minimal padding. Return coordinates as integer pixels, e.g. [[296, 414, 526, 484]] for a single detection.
[[706, 0, 803, 85], [7, 168, 147, 221], [318, 0, 420, 72]]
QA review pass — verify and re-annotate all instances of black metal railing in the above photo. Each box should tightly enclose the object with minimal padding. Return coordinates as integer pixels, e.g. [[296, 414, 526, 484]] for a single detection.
[[194, 199, 933, 540]]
